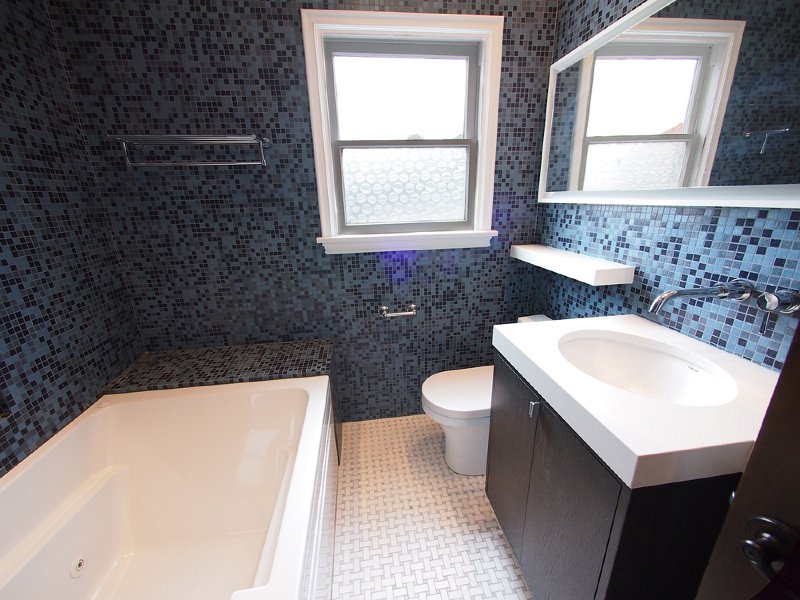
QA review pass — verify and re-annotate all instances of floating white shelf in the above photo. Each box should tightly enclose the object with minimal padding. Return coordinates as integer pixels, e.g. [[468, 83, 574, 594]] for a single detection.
[[510, 244, 635, 286]]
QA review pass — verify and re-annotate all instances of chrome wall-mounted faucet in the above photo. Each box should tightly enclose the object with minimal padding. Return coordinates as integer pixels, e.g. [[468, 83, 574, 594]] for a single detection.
[[648, 279, 754, 315], [649, 280, 800, 335]]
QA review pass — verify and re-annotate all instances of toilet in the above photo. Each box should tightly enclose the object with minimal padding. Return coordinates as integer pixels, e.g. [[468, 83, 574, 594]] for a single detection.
[[422, 314, 552, 475], [422, 365, 494, 475]]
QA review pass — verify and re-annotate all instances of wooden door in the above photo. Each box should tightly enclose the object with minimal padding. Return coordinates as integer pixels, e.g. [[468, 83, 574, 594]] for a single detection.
[[696, 328, 800, 599]]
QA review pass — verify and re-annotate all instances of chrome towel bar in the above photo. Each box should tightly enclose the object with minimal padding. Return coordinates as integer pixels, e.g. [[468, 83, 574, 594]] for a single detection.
[[109, 134, 270, 167], [379, 304, 418, 318]]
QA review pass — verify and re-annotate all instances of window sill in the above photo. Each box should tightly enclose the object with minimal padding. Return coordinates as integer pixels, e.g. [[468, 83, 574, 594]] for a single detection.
[[317, 230, 498, 254]]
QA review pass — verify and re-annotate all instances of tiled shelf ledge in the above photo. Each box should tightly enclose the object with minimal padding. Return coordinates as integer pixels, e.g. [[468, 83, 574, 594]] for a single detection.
[[103, 339, 333, 394], [511, 244, 635, 286]]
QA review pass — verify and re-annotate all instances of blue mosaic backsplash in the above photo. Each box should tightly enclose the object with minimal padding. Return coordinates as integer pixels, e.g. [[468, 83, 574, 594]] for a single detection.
[[533, 205, 799, 370], [46, 0, 556, 423], [0, 0, 143, 475]]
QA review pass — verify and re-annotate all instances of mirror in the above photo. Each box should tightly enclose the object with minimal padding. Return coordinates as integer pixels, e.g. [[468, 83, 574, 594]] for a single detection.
[[540, 0, 800, 208]]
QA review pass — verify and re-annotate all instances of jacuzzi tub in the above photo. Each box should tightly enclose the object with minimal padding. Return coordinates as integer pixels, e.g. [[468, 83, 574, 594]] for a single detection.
[[0, 376, 337, 600]]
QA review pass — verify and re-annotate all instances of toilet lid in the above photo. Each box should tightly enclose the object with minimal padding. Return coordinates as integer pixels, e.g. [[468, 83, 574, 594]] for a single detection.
[[421, 365, 494, 420]]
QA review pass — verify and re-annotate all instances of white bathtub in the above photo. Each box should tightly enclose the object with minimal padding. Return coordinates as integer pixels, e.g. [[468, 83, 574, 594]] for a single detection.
[[0, 376, 337, 600]]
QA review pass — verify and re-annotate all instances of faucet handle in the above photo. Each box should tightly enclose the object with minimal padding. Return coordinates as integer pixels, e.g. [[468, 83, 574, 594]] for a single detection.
[[756, 290, 800, 314], [723, 279, 755, 301]]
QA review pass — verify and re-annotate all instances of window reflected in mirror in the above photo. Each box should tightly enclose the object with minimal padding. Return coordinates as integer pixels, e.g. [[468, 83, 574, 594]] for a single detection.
[[544, 0, 800, 197]]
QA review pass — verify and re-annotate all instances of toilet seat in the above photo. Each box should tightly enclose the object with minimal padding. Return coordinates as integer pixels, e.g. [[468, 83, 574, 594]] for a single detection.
[[421, 366, 494, 420]]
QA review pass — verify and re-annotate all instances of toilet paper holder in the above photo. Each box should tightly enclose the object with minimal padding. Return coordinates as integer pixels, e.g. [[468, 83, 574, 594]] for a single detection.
[[379, 304, 418, 318]]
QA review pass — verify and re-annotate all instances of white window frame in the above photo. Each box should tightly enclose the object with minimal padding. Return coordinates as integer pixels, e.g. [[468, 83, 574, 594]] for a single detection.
[[568, 18, 745, 192], [301, 10, 503, 254], [326, 40, 480, 236]]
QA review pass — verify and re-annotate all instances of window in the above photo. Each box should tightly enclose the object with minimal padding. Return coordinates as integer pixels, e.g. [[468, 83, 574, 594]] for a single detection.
[[301, 11, 503, 254], [570, 19, 744, 192]]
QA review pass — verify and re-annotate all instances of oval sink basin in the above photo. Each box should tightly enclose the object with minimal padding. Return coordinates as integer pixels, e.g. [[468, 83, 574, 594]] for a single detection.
[[558, 330, 738, 406]]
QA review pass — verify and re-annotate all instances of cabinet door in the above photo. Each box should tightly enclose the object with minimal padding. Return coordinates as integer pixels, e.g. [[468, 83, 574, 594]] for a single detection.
[[520, 403, 621, 600], [485, 353, 541, 557]]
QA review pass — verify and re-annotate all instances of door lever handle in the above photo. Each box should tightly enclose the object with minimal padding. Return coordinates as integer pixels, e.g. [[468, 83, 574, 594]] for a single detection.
[[741, 517, 799, 581]]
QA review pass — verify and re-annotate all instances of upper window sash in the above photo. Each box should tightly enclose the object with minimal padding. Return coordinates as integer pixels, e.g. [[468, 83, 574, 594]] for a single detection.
[[324, 40, 481, 142], [593, 41, 712, 137]]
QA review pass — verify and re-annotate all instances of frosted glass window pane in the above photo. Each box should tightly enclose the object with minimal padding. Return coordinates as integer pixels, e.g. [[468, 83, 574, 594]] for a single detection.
[[333, 56, 468, 140], [587, 58, 698, 136], [341, 147, 468, 225], [583, 142, 688, 191]]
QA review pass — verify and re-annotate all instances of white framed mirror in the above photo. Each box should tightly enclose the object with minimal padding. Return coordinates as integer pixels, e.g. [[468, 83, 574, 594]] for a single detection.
[[539, 0, 800, 208]]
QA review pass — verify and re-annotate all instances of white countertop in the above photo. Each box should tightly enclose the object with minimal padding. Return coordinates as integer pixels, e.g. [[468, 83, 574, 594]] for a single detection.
[[492, 315, 779, 488]]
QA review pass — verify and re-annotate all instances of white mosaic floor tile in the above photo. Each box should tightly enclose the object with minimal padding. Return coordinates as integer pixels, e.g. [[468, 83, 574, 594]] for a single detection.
[[332, 415, 532, 600]]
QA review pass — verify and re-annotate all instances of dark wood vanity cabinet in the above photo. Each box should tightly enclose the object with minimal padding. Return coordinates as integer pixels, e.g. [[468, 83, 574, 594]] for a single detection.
[[521, 399, 621, 599], [485, 350, 539, 552], [486, 352, 739, 600]]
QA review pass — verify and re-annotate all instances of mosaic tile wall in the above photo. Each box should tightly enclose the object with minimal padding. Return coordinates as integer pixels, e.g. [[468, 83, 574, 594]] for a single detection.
[[533, 205, 800, 370], [534, 0, 800, 371], [48, 0, 559, 421], [6, 0, 793, 478], [546, 64, 579, 192], [554, 0, 647, 60], [104, 339, 333, 394], [657, 0, 800, 186], [0, 0, 143, 475]]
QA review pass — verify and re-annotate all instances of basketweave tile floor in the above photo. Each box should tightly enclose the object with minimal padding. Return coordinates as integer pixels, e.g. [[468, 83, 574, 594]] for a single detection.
[[331, 415, 533, 600]]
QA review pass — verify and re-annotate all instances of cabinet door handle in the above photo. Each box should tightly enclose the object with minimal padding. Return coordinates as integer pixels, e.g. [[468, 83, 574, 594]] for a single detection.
[[529, 400, 540, 419]]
